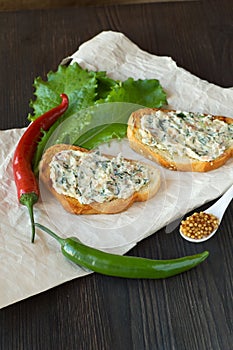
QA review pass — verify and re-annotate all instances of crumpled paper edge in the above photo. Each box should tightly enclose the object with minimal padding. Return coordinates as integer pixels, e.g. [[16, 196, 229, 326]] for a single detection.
[[62, 31, 233, 117]]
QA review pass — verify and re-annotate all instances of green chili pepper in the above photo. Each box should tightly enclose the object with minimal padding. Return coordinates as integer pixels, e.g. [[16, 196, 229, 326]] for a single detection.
[[35, 223, 209, 279], [74, 123, 127, 150]]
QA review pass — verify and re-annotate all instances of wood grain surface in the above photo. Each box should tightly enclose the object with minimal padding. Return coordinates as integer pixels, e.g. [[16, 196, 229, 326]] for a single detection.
[[0, 0, 194, 12], [0, 1, 232, 349]]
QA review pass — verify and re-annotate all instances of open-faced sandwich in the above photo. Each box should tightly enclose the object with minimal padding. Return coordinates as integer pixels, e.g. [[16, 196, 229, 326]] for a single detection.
[[127, 108, 233, 172], [39, 144, 161, 215]]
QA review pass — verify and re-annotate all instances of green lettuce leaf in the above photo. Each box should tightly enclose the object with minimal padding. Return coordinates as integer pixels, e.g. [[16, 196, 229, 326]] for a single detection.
[[28, 63, 99, 121], [29, 63, 167, 174], [104, 78, 166, 107]]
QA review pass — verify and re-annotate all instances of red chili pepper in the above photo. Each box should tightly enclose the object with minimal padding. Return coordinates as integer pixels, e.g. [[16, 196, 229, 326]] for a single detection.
[[13, 93, 69, 243]]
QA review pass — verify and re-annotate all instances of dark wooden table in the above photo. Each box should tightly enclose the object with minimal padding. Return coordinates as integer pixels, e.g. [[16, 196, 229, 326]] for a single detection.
[[0, 1, 232, 349]]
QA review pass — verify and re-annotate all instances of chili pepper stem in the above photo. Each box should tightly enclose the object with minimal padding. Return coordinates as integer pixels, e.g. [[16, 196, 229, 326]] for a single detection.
[[20, 193, 38, 243], [34, 223, 65, 245], [26, 201, 35, 243]]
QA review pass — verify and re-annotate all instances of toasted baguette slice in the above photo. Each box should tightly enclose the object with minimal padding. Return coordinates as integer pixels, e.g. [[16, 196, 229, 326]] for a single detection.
[[39, 144, 161, 215], [127, 108, 233, 172]]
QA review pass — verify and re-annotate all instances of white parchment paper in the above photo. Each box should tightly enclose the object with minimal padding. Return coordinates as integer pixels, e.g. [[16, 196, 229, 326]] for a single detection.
[[0, 31, 232, 309]]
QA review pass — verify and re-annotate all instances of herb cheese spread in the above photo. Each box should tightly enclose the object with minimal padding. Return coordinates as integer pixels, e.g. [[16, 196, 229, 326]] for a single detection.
[[50, 150, 149, 204], [139, 110, 233, 161]]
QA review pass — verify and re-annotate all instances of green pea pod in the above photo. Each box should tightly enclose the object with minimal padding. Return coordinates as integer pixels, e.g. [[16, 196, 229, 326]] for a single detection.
[[35, 223, 209, 279]]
